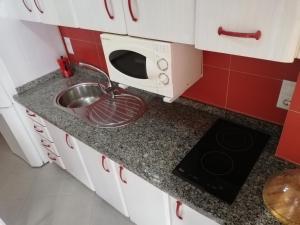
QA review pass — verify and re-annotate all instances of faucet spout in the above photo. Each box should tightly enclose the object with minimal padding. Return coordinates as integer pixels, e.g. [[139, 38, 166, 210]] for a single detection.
[[78, 62, 115, 98]]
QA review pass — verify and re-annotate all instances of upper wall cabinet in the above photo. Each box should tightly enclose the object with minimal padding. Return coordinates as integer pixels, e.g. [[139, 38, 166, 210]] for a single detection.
[[32, 0, 76, 27], [72, 0, 127, 34], [5, 0, 40, 21], [195, 0, 300, 62], [122, 0, 195, 44], [4, 0, 76, 27]]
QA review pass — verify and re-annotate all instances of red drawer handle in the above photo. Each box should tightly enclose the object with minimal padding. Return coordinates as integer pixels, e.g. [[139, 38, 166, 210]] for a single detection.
[[34, 125, 43, 133], [218, 26, 261, 40], [47, 153, 56, 161], [65, 134, 74, 149], [22, 0, 32, 12], [104, 0, 114, 19], [26, 109, 36, 117], [128, 0, 138, 22], [41, 140, 50, 148], [34, 0, 44, 13], [176, 201, 183, 220], [119, 166, 127, 184], [101, 155, 110, 172]]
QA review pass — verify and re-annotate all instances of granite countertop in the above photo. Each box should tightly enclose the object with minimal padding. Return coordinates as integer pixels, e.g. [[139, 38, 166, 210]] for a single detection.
[[14, 67, 295, 225]]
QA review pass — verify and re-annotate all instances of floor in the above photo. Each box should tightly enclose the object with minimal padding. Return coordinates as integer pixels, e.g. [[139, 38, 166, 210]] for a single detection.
[[0, 134, 134, 225]]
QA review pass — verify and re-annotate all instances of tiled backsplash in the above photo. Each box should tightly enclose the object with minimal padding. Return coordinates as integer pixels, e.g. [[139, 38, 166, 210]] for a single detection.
[[59, 26, 300, 125]]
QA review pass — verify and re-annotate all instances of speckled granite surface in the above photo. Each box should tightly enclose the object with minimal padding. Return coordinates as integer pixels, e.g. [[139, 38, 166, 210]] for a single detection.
[[14, 67, 295, 225]]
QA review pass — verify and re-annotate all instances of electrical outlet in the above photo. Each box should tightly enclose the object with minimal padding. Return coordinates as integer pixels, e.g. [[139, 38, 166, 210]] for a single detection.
[[63, 37, 74, 54], [277, 80, 296, 110]]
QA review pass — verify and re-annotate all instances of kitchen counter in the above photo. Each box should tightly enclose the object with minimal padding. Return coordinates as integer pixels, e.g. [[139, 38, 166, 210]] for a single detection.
[[14, 67, 295, 225]]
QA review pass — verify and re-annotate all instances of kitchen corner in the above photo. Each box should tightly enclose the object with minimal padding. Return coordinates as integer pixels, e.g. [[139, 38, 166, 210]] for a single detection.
[[14, 66, 295, 225]]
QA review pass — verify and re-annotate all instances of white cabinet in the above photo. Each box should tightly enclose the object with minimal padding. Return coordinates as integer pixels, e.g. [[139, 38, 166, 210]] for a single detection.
[[4, 0, 76, 27], [122, 0, 195, 44], [72, 0, 126, 34], [17, 105, 66, 169], [32, 0, 76, 27], [195, 0, 300, 62], [169, 197, 220, 225], [6, 0, 40, 21], [117, 165, 170, 225], [77, 140, 128, 216], [45, 121, 94, 190]]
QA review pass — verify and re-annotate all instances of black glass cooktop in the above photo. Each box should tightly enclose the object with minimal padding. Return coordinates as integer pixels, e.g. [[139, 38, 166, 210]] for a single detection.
[[173, 119, 270, 204]]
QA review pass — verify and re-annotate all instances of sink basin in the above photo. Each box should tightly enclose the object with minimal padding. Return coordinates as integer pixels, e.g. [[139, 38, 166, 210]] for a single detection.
[[55, 82, 146, 128], [56, 82, 105, 108]]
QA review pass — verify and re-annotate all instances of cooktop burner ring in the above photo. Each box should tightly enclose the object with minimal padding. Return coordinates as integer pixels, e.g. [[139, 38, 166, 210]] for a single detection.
[[216, 128, 255, 152], [200, 151, 234, 176]]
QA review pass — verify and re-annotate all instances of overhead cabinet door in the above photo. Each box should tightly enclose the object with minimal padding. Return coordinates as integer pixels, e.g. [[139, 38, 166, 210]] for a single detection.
[[7, 0, 40, 22], [195, 0, 300, 62], [72, 0, 127, 34], [32, 0, 76, 27], [122, 0, 195, 44]]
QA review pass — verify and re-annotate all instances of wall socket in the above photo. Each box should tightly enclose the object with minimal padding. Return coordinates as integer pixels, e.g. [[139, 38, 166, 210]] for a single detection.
[[277, 80, 296, 110], [63, 37, 74, 54]]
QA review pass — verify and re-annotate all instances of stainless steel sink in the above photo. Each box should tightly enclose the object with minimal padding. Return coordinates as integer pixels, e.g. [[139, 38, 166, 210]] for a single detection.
[[55, 82, 146, 128], [56, 82, 105, 108]]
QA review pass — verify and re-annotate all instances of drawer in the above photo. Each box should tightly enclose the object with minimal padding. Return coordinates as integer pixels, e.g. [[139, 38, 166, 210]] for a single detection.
[[31, 121, 54, 142], [25, 108, 46, 126], [44, 149, 66, 169], [195, 0, 300, 62], [40, 137, 60, 156]]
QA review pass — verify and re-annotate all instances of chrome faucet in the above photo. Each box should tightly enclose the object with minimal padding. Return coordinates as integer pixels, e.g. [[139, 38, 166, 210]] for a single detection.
[[78, 62, 115, 98]]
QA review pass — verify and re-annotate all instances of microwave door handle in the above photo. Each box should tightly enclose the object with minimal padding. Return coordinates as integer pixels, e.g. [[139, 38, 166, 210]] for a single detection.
[[145, 57, 156, 81]]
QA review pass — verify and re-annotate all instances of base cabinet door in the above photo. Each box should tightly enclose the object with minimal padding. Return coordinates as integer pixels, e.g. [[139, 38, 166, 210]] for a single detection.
[[117, 165, 170, 225], [76, 140, 128, 216], [45, 121, 93, 190], [169, 197, 220, 225], [33, 0, 77, 27]]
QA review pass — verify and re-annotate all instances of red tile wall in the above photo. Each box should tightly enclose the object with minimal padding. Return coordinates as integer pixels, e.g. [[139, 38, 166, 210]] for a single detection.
[[59, 26, 300, 125], [276, 75, 300, 165]]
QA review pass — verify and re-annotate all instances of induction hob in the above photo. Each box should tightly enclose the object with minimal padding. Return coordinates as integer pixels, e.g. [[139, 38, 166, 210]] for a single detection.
[[173, 119, 270, 204]]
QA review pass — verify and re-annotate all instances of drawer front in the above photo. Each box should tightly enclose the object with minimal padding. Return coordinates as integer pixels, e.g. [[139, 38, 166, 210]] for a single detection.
[[44, 149, 66, 169], [40, 137, 60, 156], [31, 121, 53, 142], [195, 0, 300, 62], [25, 108, 46, 126]]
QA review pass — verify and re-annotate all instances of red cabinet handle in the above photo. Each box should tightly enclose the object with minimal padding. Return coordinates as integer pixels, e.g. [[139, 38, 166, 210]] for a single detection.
[[34, 0, 44, 13], [22, 0, 32, 12], [176, 201, 183, 220], [218, 26, 261, 40], [119, 166, 127, 184], [101, 155, 110, 172], [34, 125, 43, 133], [128, 0, 138, 22], [41, 139, 51, 148], [65, 134, 74, 149], [47, 153, 56, 161], [104, 0, 114, 19], [26, 109, 36, 117]]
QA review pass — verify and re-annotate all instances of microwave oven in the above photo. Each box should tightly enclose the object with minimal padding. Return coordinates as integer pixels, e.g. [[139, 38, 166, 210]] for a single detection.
[[101, 34, 203, 103]]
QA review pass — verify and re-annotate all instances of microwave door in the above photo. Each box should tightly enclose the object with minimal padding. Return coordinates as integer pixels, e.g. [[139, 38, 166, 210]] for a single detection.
[[109, 49, 158, 88], [109, 50, 148, 79]]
